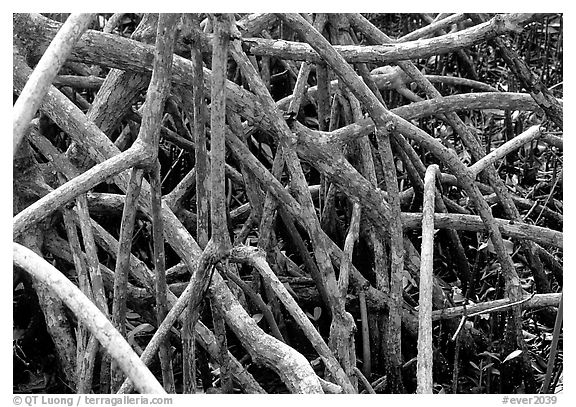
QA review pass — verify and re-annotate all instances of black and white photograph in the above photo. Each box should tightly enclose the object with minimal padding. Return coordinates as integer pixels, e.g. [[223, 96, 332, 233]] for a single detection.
[[11, 9, 564, 400]]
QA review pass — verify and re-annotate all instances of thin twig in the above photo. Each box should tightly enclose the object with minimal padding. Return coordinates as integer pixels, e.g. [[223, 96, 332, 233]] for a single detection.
[[111, 167, 144, 390], [208, 14, 234, 393], [451, 293, 537, 342], [339, 203, 361, 298], [469, 125, 542, 176], [190, 13, 210, 250], [150, 161, 175, 392], [138, 13, 179, 150], [62, 207, 92, 392], [417, 165, 440, 394], [353, 367, 376, 394], [541, 292, 563, 393], [399, 13, 468, 41], [210, 13, 232, 252], [358, 290, 371, 378], [222, 269, 285, 342]]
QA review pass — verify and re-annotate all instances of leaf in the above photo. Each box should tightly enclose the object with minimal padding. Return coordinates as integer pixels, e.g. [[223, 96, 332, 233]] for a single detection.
[[503, 349, 523, 363], [478, 241, 489, 251], [531, 361, 545, 374], [523, 330, 537, 341], [452, 287, 466, 304], [478, 351, 501, 362], [303, 117, 319, 128], [506, 174, 519, 189], [260, 143, 273, 160], [469, 361, 480, 370], [313, 306, 322, 320], [132, 323, 154, 335]]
